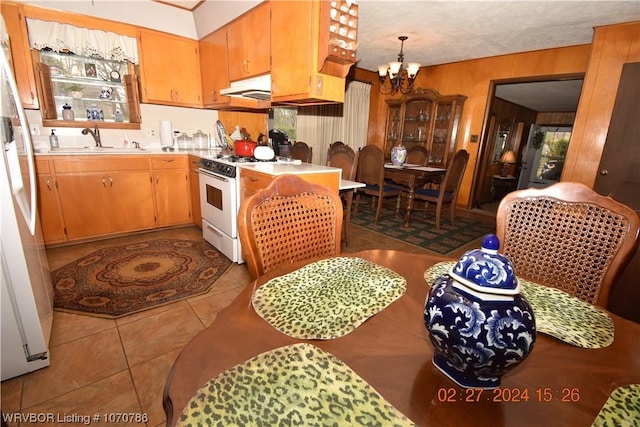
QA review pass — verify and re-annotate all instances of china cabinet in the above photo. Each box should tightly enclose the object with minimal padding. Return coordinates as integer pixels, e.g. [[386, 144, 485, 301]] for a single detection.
[[384, 88, 467, 167]]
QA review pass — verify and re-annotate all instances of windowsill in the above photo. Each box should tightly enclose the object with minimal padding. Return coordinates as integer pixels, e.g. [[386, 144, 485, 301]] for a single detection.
[[42, 120, 140, 130]]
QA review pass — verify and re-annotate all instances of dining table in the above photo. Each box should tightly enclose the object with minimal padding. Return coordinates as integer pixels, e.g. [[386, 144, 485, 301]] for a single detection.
[[163, 250, 640, 427], [384, 164, 447, 227]]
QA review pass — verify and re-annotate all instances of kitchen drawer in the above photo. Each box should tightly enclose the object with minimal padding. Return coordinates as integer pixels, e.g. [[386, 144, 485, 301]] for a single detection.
[[35, 158, 51, 174], [151, 156, 187, 169], [53, 156, 149, 173]]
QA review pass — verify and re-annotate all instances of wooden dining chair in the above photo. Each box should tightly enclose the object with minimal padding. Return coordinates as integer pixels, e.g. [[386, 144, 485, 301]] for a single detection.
[[290, 141, 313, 163], [327, 144, 358, 245], [406, 146, 429, 166], [496, 182, 640, 307], [408, 149, 469, 230], [354, 145, 403, 224], [237, 174, 343, 280]]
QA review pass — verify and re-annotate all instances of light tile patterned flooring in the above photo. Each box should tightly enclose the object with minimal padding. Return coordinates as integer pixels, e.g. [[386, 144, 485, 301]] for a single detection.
[[1, 210, 494, 427]]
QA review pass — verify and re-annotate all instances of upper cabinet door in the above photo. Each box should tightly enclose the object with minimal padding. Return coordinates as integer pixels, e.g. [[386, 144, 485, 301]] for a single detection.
[[226, 2, 271, 81], [138, 29, 202, 107]]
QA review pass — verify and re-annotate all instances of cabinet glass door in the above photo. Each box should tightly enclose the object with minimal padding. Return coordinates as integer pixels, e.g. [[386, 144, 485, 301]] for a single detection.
[[384, 105, 401, 154], [403, 99, 432, 149], [430, 103, 452, 165]]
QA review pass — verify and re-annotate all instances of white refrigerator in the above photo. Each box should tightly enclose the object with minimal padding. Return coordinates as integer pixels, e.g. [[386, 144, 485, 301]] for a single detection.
[[1, 17, 54, 381]]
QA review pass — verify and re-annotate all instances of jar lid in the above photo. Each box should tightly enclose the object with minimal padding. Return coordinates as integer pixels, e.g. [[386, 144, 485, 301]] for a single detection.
[[449, 234, 519, 295], [63, 103, 72, 109]]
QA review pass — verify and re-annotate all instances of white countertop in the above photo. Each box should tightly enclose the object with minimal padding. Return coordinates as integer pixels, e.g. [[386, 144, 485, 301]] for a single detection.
[[238, 162, 341, 176]]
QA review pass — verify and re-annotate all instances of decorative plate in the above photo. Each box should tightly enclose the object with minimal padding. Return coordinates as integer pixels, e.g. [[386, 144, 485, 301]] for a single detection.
[[177, 343, 416, 427], [252, 257, 407, 339], [424, 261, 614, 349]]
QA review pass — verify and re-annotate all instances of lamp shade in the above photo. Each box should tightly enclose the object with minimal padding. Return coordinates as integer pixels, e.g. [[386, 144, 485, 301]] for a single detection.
[[500, 150, 517, 164]]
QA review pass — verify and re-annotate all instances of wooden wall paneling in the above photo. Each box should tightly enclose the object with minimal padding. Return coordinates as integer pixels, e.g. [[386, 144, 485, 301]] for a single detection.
[[563, 22, 640, 187], [218, 111, 268, 143]]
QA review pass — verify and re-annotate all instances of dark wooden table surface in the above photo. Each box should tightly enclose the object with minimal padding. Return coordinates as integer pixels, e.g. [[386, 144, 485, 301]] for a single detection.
[[383, 166, 446, 227], [163, 250, 640, 426]]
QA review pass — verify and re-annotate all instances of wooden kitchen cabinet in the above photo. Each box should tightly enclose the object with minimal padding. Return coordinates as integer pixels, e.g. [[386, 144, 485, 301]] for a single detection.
[[35, 159, 65, 243], [1, 2, 39, 109], [226, 2, 271, 82], [199, 27, 270, 110], [150, 156, 191, 226], [51, 156, 155, 240], [188, 155, 202, 228], [137, 28, 202, 107], [384, 88, 467, 167], [239, 166, 340, 202], [270, 0, 352, 105]]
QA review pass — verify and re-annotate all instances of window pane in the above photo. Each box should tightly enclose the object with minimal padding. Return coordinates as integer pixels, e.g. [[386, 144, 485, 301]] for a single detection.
[[40, 50, 129, 123], [272, 107, 297, 140]]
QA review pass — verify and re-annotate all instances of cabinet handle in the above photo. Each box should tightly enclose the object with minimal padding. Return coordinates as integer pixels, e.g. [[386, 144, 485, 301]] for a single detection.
[[156, 175, 159, 184], [163, 159, 174, 163], [102, 177, 107, 188], [110, 176, 113, 187], [206, 225, 222, 237], [46, 178, 52, 191], [250, 177, 259, 182], [600, 169, 609, 176], [243, 60, 249, 74]]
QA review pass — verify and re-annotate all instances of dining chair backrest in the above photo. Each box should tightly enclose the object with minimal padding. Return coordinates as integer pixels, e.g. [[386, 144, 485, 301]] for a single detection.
[[406, 146, 429, 166], [290, 141, 313, 163], [237, 174, 343, 280], [441, 149, 469, 195], [496, 182, 640, 307], [327, 144, 358, 180], [356, 145, 384, 186]]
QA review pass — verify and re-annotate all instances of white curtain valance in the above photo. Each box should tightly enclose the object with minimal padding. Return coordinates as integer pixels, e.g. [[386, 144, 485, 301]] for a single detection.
[[26, 18, 138, 64]]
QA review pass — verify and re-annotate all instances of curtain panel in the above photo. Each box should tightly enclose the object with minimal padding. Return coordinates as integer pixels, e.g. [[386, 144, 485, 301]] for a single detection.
[[296, 80, 371, 165], [26, 18, 138, 64]]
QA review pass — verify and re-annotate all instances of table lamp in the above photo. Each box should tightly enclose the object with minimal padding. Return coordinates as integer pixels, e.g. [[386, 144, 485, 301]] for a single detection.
[[499, 150, 516, 176]]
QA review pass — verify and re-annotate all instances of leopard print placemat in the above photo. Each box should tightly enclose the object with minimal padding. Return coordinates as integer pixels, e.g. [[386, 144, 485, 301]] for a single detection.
[[424, 261, 614, 349], [592, 384, 640, 427], [252, 257, 407, 339], [177, 343, 416, 427]]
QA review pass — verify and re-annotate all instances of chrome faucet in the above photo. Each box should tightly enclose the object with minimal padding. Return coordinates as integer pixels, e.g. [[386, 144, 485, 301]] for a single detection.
[[82, 125, 101, 147]]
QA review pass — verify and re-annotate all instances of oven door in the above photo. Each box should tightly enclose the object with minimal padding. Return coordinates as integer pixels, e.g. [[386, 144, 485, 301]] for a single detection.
[[199, 169, 237, 238]]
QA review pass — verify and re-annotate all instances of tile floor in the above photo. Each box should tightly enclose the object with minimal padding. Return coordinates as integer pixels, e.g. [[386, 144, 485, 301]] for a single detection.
[[1, 210, 494, 427]]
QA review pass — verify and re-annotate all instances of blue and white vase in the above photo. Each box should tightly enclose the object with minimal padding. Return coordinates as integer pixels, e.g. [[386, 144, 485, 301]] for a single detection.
[[390, 144, 407, 166], [424, 234, 536, 388]]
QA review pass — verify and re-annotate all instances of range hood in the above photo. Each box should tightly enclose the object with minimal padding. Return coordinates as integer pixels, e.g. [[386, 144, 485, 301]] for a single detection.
[[220, 74, 271, 100]]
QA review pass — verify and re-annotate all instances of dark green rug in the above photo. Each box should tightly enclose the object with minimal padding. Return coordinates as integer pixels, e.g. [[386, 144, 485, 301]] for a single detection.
[[350, 199, 496, 255]]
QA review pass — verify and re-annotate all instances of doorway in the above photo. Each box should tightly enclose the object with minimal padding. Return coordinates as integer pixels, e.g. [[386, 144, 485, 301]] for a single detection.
[[471, 77, 583, 214]]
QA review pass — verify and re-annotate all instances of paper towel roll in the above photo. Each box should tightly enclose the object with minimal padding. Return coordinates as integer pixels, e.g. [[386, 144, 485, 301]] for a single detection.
[[159, 120, 173, 146]]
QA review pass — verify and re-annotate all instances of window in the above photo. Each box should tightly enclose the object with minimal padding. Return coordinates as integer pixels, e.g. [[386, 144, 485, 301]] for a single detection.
[[271, 107, 297, 140], [39, 50, 136, 125]]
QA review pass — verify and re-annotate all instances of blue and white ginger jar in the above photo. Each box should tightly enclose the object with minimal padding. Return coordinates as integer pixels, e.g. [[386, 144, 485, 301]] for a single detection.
[[390, 144, 407, 166], [424, 234, 536, 388]]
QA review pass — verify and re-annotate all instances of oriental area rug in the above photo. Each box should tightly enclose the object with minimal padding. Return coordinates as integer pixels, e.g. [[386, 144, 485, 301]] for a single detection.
[[350, 200, 496, 255], [53, 239, 232, 318]]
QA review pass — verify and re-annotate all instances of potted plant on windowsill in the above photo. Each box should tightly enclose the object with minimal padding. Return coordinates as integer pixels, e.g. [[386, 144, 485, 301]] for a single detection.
[[66, 84, 84, 99]]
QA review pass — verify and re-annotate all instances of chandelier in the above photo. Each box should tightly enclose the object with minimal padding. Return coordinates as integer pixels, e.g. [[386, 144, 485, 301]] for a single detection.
[[377, 36, 421, 95]]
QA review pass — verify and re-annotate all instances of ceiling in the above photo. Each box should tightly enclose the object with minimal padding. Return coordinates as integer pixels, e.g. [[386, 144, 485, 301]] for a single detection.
[[163, 0, 640, 111]]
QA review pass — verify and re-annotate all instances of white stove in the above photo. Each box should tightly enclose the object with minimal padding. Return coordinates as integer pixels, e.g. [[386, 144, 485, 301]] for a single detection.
[[198, 155, 300, 263]]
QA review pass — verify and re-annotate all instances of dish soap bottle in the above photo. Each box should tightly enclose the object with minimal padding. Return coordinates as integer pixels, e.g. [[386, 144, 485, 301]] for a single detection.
[[49, 129, 59, 149]]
